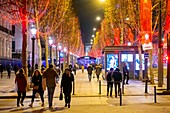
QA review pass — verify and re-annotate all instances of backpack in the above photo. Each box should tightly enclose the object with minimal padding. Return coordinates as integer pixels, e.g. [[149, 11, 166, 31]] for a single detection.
[[106, 72, 113, 82]]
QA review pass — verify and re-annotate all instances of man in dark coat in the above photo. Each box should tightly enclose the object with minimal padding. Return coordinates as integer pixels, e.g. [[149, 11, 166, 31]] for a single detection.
[[61, 68, 74, 108], [112, 68, 122, 98], [87, 65, 93, 81], [106, 68, 114, 97], [43, 64, 59, 109], [123, 62, 129, 84]]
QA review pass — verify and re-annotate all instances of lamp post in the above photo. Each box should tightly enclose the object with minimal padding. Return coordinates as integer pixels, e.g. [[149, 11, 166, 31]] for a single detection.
[[63, 47, 67, 71], [30, 26, 36, 74], [58, 45, 62, 68], [49, 38, 53, 64]]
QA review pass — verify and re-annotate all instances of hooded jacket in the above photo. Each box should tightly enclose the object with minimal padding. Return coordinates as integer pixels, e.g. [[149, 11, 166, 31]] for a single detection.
[[112, 68, 122, 82]]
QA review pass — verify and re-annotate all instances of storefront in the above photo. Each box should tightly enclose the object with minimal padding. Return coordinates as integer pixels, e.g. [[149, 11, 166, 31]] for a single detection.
[[103, 46, 144, 79]]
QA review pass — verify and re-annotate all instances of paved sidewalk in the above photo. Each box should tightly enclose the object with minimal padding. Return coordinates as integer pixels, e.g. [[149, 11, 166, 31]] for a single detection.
[[0, 70, 170, 113]]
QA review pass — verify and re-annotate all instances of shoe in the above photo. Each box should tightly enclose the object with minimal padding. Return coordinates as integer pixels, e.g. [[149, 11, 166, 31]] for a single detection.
[[68, 104, 70, 108], [65, 103, 67, 107], [49, 106, 53, 109], [110, 96, 113, 98], [41, 102, 44, 107], [17, 105, 20, 107], [20, 102, 24, 106], [29, 103, 33, 107], [115, 96, 117, 98]]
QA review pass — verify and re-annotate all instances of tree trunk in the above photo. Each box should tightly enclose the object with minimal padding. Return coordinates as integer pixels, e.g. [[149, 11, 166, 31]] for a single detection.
[[21, 0, 28, 81], [45, 35, 49, 68], [149, 50, 154, 84], [138, 42, 143, 80], [34, 0, 42, 69]]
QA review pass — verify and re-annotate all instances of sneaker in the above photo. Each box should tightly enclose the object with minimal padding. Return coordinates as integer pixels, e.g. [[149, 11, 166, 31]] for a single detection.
[[29, 103, 33, 107], [65, 103, 67, 107], [68, 104, 70, 108]]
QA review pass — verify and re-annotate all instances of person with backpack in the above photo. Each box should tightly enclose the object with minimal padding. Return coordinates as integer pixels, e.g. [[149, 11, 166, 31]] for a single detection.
[[112, 67, 122, 98], [105, 68, 114, 97]]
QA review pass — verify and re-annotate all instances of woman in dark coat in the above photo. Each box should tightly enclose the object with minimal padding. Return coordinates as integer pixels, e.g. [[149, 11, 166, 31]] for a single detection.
[[29, 70, 44, 107], [61, 68, 74, 108], [15, 68, 27, 107]]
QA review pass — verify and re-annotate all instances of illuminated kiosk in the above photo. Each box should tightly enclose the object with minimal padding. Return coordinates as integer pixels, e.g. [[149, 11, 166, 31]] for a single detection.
[[103, 46, 144, 79]]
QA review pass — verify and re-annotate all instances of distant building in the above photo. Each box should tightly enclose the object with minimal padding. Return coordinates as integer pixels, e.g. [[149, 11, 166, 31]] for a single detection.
[[0, 10, 14, 58]]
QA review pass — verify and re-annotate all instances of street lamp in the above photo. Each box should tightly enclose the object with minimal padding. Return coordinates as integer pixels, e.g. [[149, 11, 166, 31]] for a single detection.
[[30, 26, 36, 74], [96, 16, 101, 21], [99, 0, 105, 2], [93, 28, 96, 31], [92, 35, 95, 38], [49, 37, 53, 64], [127, 42, 131, 46], [58, 45, 62, 68]]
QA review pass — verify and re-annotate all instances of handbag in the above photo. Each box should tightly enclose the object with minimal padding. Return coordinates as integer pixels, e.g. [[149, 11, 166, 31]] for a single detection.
[[59, 92, 63, 100], [33, 85, 39, 90]]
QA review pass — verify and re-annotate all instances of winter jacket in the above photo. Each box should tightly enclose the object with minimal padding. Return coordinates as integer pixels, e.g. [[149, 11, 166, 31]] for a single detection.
[[15, 73, 27, 92], [43, 68, 59, 87]]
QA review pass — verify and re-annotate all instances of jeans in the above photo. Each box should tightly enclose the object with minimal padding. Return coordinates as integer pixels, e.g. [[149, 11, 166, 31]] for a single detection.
[[64, 93, 71, 104], [17, 91, 26, 106], [123, 74, 129, 84], [114, 81, 121, 97], [31, 90, 44, 103], [107, 82, 113, 96], [47, 87, 55, 107], [88, 74, 92, 81]]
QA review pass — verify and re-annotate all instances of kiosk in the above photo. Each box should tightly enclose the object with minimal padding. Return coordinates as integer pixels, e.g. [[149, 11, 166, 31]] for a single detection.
[[103, 46, 144, 79]]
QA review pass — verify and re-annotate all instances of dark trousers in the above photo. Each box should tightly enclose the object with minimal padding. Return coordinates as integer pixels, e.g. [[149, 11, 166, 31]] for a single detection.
[[88, 73, 92, 81], [47, 87, 55, 107], [7, 71, 11, 79], [114, 81, 121, 97], [96, 75, 100, 81], [123, 74, 129, 84], [17, 91, 26, 106], [107, 82, 113, 96], [31, 90, 44, 103], [64, 93, 71, 104]]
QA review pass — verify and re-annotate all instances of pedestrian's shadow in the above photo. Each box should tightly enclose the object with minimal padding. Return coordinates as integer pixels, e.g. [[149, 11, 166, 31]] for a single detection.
[[23, 108, 47, 113], [50, 107, 65, 112], [0, 107, 17, 111], [9, 107, 31, 112]]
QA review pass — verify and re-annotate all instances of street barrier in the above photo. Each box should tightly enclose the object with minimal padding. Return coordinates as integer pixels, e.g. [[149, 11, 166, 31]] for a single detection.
[[73, 81, 75, 95], [145, 79, 148, 93], [99, 80, 101, 94], [120, 88, 122, 106], [154, 86, 157, 103]]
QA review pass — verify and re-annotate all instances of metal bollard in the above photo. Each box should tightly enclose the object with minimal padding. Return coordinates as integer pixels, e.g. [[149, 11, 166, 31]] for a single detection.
[[145, 79, 148, 93], [73, 81, 75, 95], [154, 86, 157, 103], [122, 82, 124, 95], [99, 80, 101, 94], [120, 88, 122, 106]]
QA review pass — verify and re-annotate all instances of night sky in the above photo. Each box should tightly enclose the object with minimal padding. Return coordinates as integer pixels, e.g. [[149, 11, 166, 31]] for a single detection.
[[73, 0, 104, 45]]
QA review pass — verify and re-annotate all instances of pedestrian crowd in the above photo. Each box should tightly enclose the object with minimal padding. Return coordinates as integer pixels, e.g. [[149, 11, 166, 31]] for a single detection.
[[15, 63, 74, 109]]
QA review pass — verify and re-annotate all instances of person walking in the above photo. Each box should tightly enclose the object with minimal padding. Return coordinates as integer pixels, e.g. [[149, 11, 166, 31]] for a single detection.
[[15, 68, 27, 107], [13, 64, 19, 75], [43, 64, 59, 109], [29, 70, 44, 107], [0, 64, 3, 78], [87, 65, 93, 81], [61, 68, 74, 108], [105, 68, 114, 97], [95, 65, 101, 81], [123, 62, 129, 84], [112, 68, 122, 98], [7, 64, 12, 79]]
